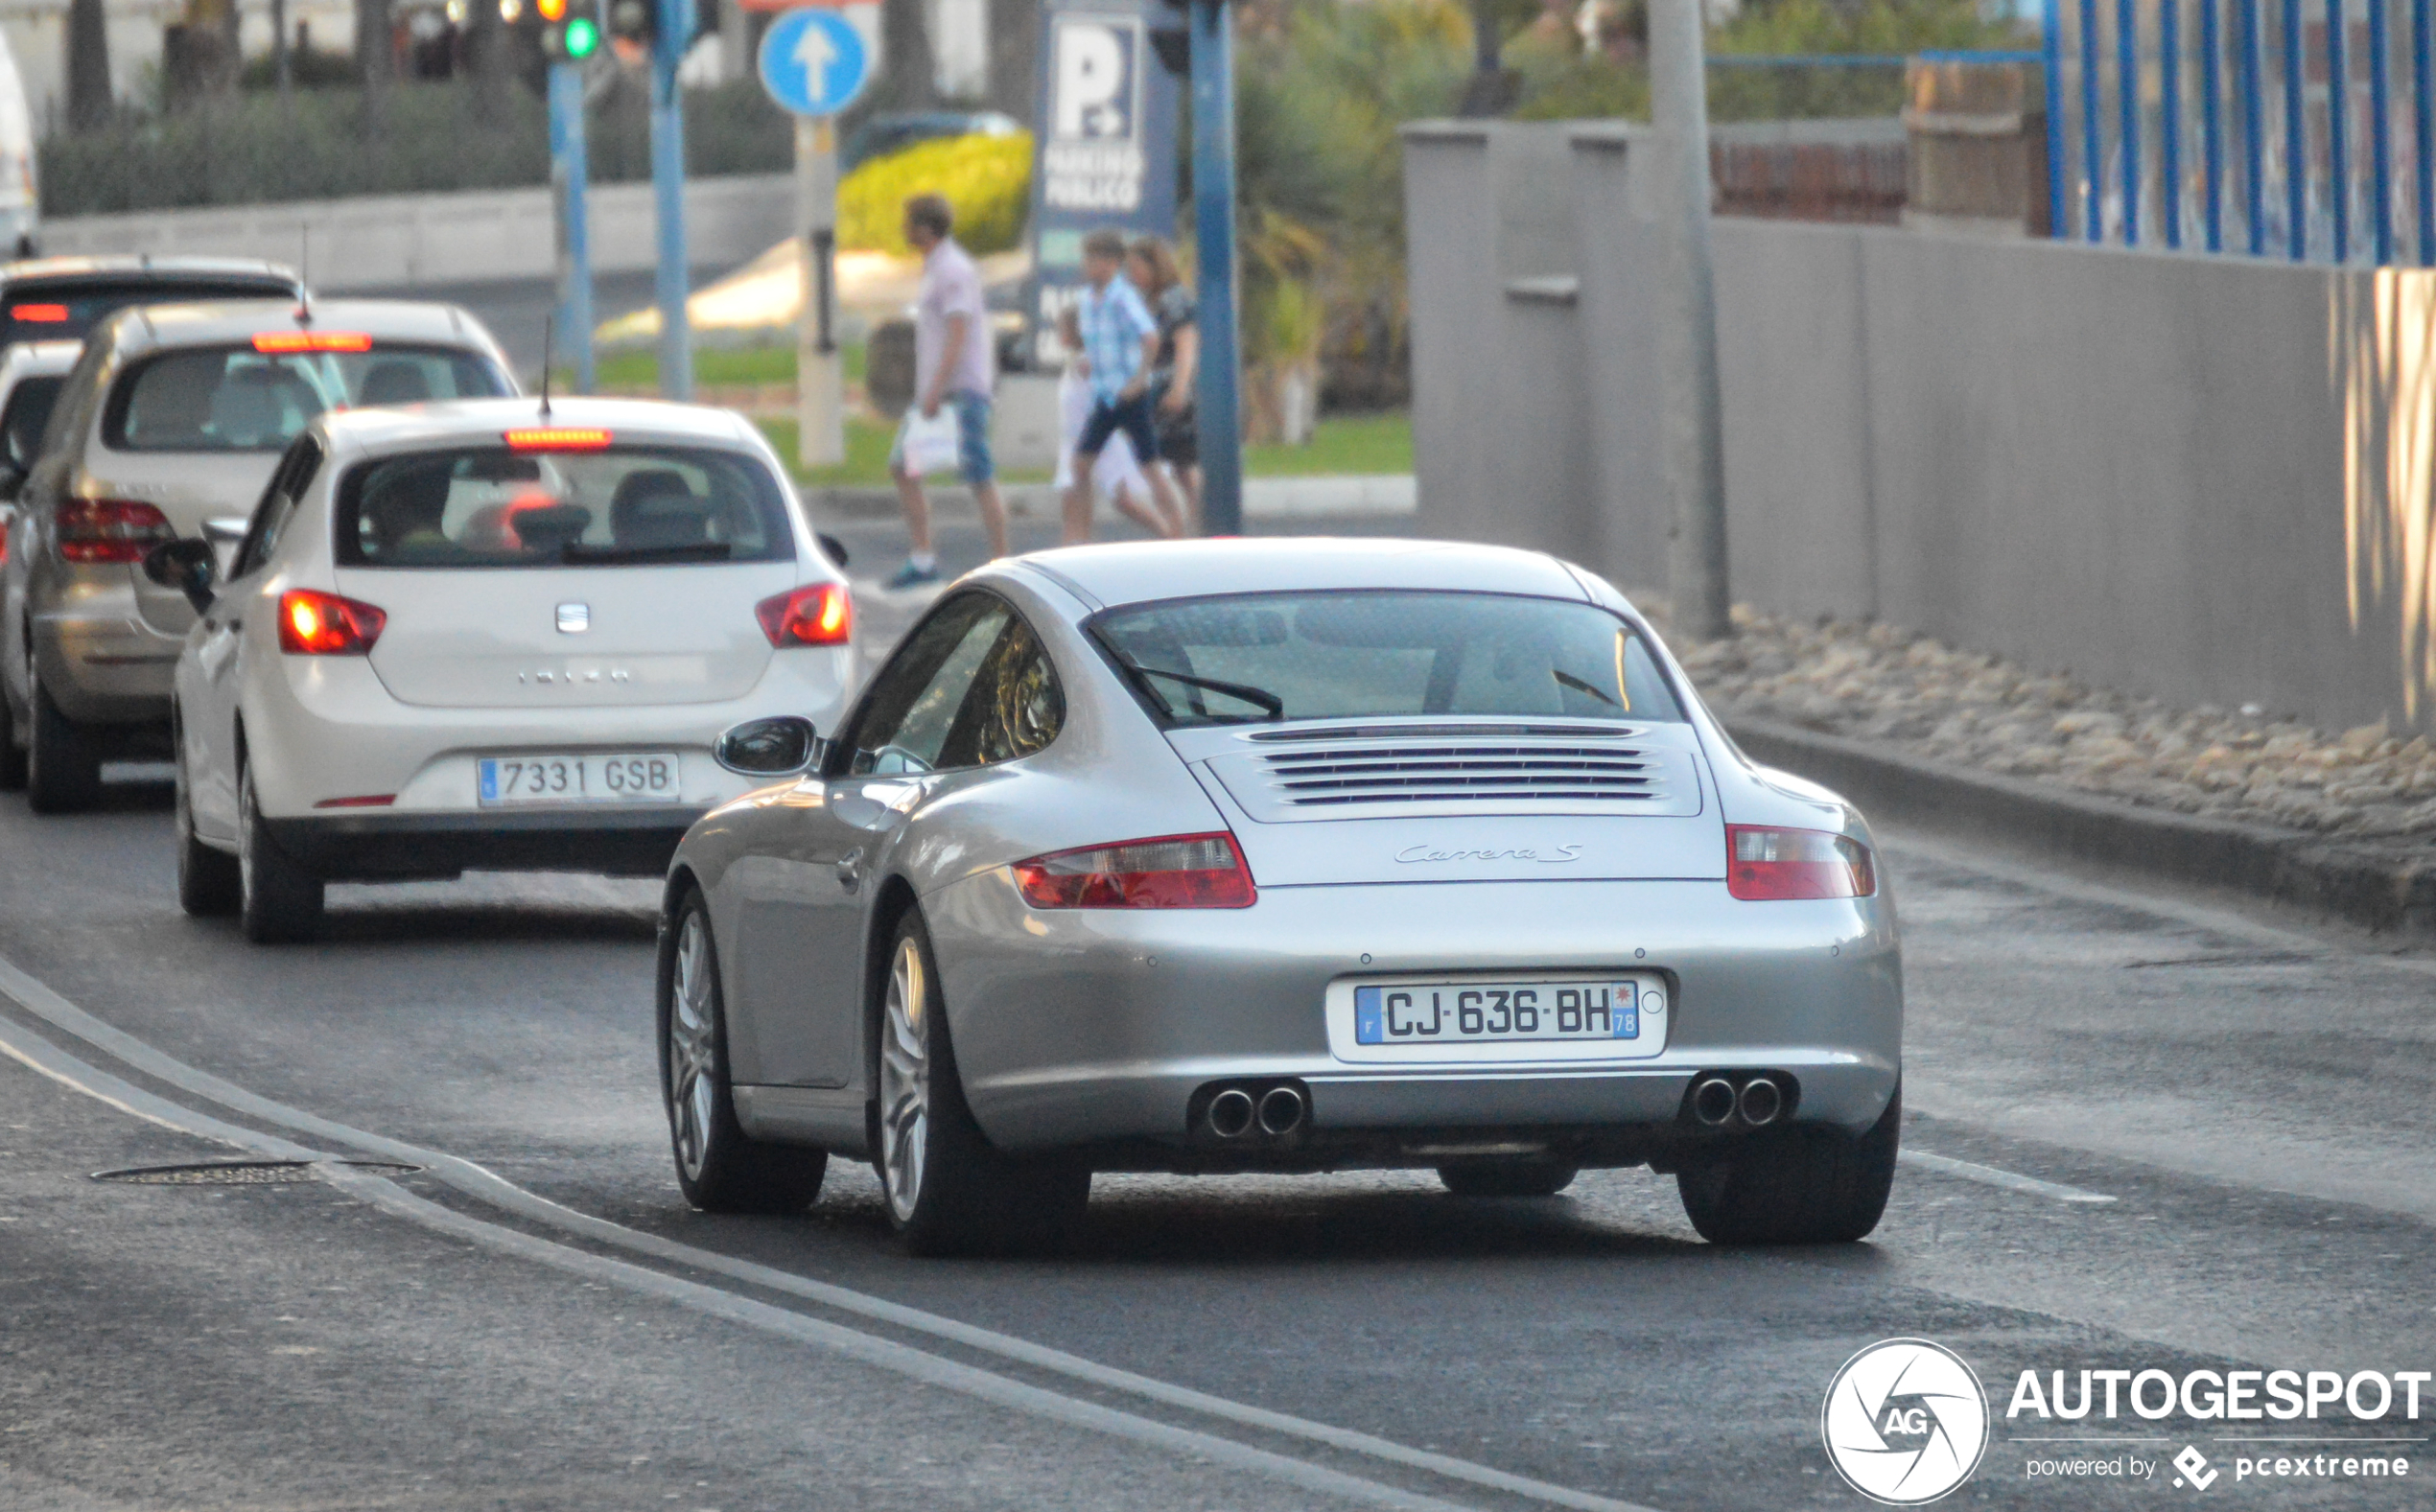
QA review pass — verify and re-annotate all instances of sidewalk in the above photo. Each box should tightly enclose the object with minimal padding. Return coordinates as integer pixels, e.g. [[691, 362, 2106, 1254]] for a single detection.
[[808, 474, 1417, 523]]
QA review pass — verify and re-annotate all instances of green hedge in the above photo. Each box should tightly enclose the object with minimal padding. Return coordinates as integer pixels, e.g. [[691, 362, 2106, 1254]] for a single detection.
[[41, 78, 796, 217]]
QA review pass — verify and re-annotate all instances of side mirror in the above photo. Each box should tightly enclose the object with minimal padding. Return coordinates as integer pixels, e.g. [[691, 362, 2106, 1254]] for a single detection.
[[0, 463, 24, 501], [817, 532, 850, 569], [142, 538, 219, 615], [714, 715, 823, 778]]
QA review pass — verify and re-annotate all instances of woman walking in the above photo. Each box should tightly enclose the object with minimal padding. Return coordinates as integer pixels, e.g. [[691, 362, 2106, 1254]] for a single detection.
[[1127, 236, 1203, 535]]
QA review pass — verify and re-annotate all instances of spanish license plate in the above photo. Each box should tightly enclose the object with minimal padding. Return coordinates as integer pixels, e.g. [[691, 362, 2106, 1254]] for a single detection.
[[1353, 981, 1641, 1046], [478, 753, 681, 805]]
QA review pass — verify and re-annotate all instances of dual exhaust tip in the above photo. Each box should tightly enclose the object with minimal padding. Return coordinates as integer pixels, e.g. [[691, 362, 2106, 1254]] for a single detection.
[[1206, 1082, 1306, 1139], [1690, 1073, 1791, 1128]]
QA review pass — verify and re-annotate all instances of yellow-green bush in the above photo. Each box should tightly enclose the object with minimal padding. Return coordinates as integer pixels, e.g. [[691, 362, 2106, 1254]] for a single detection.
[[838, 133, 1035, 256]]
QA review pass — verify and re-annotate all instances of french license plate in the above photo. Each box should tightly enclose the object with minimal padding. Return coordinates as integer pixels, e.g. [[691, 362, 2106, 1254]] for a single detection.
[[1354, 981, 1640, 1046], [478, 753, 681, 805]]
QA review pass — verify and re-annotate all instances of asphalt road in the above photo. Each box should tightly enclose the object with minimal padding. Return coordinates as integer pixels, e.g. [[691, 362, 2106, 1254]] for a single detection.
[[4, 512, 2434, 1511]]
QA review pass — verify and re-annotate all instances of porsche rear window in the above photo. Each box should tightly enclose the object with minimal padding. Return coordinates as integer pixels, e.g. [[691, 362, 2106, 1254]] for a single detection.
[[102, 343, 508, 453], [1090, 591, 1687, 728], [333, 445, 797, 569]]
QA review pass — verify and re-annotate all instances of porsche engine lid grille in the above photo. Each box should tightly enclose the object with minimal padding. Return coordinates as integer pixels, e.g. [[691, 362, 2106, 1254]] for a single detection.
[[1259, 744, 1666, 806], [1202, 726, 1706, 821]]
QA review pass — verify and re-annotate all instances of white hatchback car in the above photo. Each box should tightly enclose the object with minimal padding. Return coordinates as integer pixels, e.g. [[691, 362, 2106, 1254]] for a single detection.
[[147, 397, 856, 942]]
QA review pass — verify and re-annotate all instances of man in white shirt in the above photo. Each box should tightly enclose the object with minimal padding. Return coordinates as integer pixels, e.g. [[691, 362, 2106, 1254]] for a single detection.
[[886, 194, 1008, 590]]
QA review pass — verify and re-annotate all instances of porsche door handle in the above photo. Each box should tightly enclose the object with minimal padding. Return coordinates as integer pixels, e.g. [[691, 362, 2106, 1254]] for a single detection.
[[835, 847, 865, 892]]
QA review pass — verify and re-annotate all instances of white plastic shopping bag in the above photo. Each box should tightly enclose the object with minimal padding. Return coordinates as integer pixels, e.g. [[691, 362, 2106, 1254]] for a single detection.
[[900, 406, 962, 477]]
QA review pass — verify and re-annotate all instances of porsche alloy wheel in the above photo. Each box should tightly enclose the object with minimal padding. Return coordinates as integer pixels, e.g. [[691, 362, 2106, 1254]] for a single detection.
[[660, 892, 825, 1214], [874, 909, 1088, 1256]]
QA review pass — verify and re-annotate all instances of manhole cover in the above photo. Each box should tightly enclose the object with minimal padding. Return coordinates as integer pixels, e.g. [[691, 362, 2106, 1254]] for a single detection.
[[92, 1160, 421, 1185]]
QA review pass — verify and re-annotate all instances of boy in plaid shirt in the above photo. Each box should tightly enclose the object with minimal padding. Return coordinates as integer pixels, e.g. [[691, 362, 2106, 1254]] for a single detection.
[[1060, 228, 1181, 544]]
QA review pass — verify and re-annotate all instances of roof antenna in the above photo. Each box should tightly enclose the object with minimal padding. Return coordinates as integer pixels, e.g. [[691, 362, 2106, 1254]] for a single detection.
[[293, 226, 313, 326], [538, 313, 554, 419]]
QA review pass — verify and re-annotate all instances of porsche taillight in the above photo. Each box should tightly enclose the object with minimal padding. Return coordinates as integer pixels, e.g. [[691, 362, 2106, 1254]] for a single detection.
[[1724, 826, 1876, 900], [57, 498, 173, 564], [1011, 832, 1256, 909], [278, 589, 386, 655]]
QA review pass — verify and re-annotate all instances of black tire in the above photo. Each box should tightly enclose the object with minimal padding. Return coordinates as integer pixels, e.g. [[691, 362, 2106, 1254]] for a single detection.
[[1437, 1159, 1580, 1198], [0, 674, 24, 791], [876, 909, 1089, 1257], [174, 733, 239, 917], [1676, 1082, 1901, 1244], [238, 759, 323, 943], [25, 676, 101, 813], [659, 890, 829, 1214]]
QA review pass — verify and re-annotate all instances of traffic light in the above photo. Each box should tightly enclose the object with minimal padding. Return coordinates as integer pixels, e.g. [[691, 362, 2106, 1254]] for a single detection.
[[538, 0, 602, 59], [603, 0, 655, 50]]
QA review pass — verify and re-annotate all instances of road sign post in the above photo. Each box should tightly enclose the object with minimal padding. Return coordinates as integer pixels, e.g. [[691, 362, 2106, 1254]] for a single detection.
[[652, 0, 696, 402], [757, 3, 878, 469], [795, 115, 844, 466], [548, 61, 595, 394], [1188, 0, 1243, 536]]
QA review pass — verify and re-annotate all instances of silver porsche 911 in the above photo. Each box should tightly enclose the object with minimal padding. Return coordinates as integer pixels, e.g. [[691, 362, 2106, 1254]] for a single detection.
[[656, 539, 1902, 1254]]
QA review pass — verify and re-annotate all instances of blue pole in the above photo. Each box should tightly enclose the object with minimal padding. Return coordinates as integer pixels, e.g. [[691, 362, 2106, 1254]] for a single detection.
[[2243, 0, 2266, 249], [651, 0, 693, 401], [548, 62, 594, 394], [2330, 0, 2351, 259], [2164, 0, 2184, 245], [2120, 0, 2142, 242], [2370, 0, 2395, 260], [2083, 0, 2106, 237], [2418, 0, 2435, 259], [2045, 0, 2070, 237], [1190, 0, 1243, 537], [2205, 0, 2226, 248], [2286, 0, 2307, 258]]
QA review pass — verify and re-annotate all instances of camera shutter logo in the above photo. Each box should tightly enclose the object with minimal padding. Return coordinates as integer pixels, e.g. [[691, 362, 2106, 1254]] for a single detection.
[[1820, 1338, 1990, 1505]]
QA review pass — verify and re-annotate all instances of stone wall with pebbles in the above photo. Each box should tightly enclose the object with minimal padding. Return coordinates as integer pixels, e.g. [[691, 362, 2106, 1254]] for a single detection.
[[1669, 608, 2436, 843]]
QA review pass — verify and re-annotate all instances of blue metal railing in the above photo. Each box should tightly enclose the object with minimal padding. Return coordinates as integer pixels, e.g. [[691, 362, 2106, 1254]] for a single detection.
[[2048, 0, 2436, 263]]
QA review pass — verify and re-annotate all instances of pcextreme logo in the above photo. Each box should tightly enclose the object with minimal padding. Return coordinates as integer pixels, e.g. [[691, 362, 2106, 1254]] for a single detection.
[[1821, 1338, 1991, 1505]]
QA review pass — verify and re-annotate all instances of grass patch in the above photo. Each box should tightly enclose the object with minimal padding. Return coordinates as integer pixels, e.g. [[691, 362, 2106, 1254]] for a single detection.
[[586, 342, 862, 393], [1244, 411, 1413, 477], [755, 415, 899, 488]]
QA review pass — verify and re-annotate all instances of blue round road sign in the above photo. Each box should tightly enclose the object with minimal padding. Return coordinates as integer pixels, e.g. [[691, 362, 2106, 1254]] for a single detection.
[[759, 9, 872, 118]]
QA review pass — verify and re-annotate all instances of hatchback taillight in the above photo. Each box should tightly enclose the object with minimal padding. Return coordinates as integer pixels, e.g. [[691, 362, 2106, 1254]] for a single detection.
[[756, 582, 852, 646], [1725, 826, 1876, 900], [1012, 832, 1257, 909], [57, 498, 173, 564], [278, 590, 386, 656]]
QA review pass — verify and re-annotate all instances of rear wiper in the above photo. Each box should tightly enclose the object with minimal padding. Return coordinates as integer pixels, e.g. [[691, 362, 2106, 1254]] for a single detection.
[[1122, 663, 1285, 721], [1552, 668, 1621, 707], [559, 542, 735, 564]]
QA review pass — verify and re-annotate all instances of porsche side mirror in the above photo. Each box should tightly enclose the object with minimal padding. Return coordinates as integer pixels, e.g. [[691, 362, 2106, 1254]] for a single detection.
[[142, 538, 219, 616], [714, 715, 822, 778]]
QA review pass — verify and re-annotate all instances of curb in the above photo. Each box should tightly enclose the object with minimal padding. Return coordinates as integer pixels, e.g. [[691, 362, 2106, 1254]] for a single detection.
[[1727, 716, 2436, 940]]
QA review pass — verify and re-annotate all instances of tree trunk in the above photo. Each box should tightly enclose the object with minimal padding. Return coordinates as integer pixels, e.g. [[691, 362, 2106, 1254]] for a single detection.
[[985, 0, 1036, 117], [65, 0, 111, 129], [356, 0, 390, 129], [467, 0, 510, 124], [874, 0, 938, 111]]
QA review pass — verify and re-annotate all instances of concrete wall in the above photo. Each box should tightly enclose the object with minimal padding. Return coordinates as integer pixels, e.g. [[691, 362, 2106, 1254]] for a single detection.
[[1404, 120, 2436, 737], [39, 173, 796, 291]]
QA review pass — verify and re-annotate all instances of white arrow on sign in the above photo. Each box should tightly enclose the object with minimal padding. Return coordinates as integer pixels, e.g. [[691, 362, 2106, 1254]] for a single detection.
[[795, 24, 837, 94]]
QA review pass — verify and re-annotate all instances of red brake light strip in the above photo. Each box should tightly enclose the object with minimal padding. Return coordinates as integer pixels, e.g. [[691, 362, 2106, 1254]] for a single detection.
[[504, 427, 614, 452], [253, 331, 374, 353]]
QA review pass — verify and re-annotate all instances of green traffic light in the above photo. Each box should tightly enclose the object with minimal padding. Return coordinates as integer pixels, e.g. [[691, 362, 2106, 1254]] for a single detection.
[[564, 16, 599, 56]]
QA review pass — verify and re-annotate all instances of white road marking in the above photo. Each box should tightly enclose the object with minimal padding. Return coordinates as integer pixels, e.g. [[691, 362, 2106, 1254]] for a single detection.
[[0, 953, 1666, 1512], [1900, 1149, 2118, 1204]]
